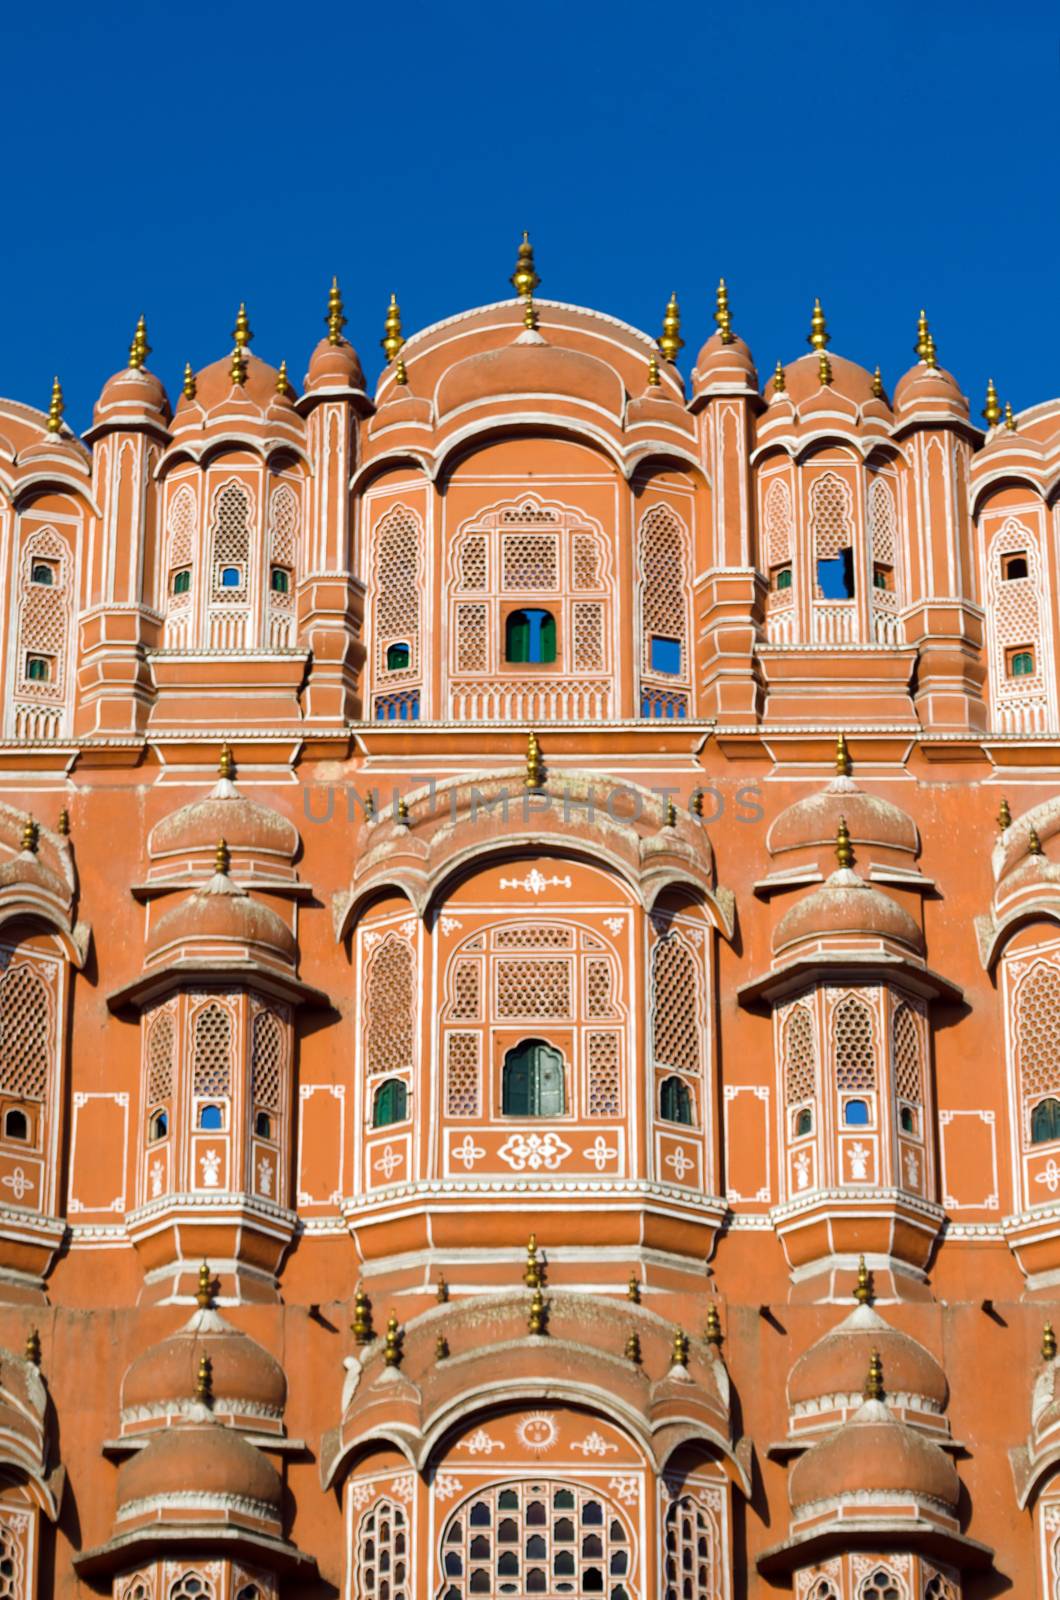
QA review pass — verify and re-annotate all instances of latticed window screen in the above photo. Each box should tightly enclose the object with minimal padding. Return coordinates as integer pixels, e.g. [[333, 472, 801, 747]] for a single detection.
[[496, 959, 571, 1019], [449, 961, 481, 1020], [494, 926, 571, 949], [0, 962, 52, 1100], [268, 483, 299, 567], [868, 478, 897, 568], [0, 1516, 24, 1598], [572, 534, 601, 589], [445, 1031, 480, 1116], [357, 1498, 409, 1600], [892, 1003, 922, 1104], [763, 477, 794, 567], [924, 1575, 958, 1600], [455, 604, 488, 672], [167, 485, 196, 575], [146, 1008, 175, 1105], [168, 1575, 215, 1600], [572, 602, 605, 670], [663, 1494, 716, 1600], [783, 1006, 816, 1104], [833, 996, 876, 1091], [989, 517, 1047, 698], [457, 534, 487, 590], [192, 1003, 232, 1098], [365, 936, 415, 1078], [251, 1010, 285, 1113], [17, 528, 68, 697], [209, 481, 251, 601], [857, 1569, 902, 1600], [651, 934, 703, 1076], [587, 1031, 621, 1116], [1018, 962, 1060, 1101], [503, 533, 558, 590], [586, 958, 615, 1017], [809, 472, 854, 561], [808, 1584, 839, 1600], [439, 1480, 634, 1600], [373, 507, 421, 677], [638, 505, 690, 677], [119, 1576, 151, 1600]]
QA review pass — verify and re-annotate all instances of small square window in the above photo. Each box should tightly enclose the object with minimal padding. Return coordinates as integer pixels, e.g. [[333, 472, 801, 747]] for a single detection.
[[220, 565, 243, 589], [1002, 553, 1029, 581], [31, 562, 56, 586], [1008, 646, 1036, 678], [817, 549, 855, 600], [26, 656, 51, 682], [873, 564, 893, 591], [649, 635, 681, 675], [172, 568, 191, 594], [270, 567, 290, 594], [771, 566, 792, 592]]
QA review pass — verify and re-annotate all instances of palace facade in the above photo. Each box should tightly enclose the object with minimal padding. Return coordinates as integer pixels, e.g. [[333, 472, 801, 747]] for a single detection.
[[0, 239, 1057, 1598]]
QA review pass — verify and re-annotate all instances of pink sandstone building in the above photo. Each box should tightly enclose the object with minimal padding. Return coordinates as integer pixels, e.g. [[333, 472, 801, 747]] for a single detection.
[[0, 237, 1056, 1597]]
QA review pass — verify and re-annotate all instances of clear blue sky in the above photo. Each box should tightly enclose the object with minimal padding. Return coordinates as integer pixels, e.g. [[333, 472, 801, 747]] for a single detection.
[[5, 0, 1057, 432]]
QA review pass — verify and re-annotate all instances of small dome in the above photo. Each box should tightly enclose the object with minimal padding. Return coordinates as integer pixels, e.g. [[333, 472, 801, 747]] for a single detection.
[[116, 1423, 281, 1518], [692, 332, 758, 397], [788, 1305, 947, 1413], [773, 873, 924, 956], [145, 880, 297, 966], [778, 352, 877, 409], [122, 1309, 286, 1422], [436, 335, 626, 420], [789, 1400, 959, 1511], [767, 782, 918, 859], [893, 361, 969, 421], [149, 785, 299, 865], [93, 365, 170, 426], [174, 353, 282, 418], [304, 336, 367, 395]]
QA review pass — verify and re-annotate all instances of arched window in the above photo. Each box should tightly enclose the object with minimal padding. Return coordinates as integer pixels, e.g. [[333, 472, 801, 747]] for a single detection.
[[254, 1111, 272, 1138], [172, 569, 191, 594], [210, 480, 251, 604], [220, 566, 242, 588], [810, 472, 855, 599], [1002, 552, 1029, 580], [844, 1098, 870, 1126], [859, 1569, 901, 1600], [3, 1108, 28, 1141], [149, 1109, 168, 1141], [0, 962, 52, 1123], [356, 1497, 408, 1600], [169, 1574, 215, 1600], [506, 608, 556, 665], [26, 657, 50, 682], [373, 504, 422, 702], [386, 641, 411, 671], [775, 566, 793, 590], [659, 1075, 693, 1125], [502, 1040, 565, 1116], [1032, 1098, 1060, 1144], [269, 567, 290, 593], [651, 933, 703, 1077], [30, 563, 53, 585], [198, 1103, 225, 1130], [365, 935, 415, 1079], [795, 1107, 813, 1136], [440, 1480, 632, 1600], [663, 1493, 717, 1600], [1010, 649, 1035, 677], [373, 1077, 408, 1128]]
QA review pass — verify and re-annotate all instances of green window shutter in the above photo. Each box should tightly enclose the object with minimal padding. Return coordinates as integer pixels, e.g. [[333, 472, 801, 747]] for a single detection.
[[506, 611, 530, 663], [538, 611, 557, 663], [534, 1044, 565, 1115], [373, 1078, 407, 1128]]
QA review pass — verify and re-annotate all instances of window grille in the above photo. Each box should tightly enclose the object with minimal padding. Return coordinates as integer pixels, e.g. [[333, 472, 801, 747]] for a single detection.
[[365, 936, 415, 1077], [833, 996, 876, 1092], [651, 935, 702, 1076]]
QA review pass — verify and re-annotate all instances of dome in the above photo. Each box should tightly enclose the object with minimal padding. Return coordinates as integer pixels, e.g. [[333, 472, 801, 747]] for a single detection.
[[122, 1309, 286, 1422], [173, 352, 284, 419], [149, 784, 299, 864], [692, 332, 758, 398], [304, 336, 367, 395], [145, 878, 297, 966], [778, 352, 878, 409], [773, 873, 925, 956], [893, 359, 968, 417], [789, 1399, 959, 1511], [116, 1422, 281, 1518], [767, 782, 918, 859], [436, 336, 626, 420], [93, 364, 170, 426], [788, 1304, 947, 1414]]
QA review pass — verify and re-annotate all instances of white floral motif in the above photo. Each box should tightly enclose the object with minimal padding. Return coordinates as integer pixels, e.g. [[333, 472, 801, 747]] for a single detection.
[[794, 1152, 811, 1190], [516, 1413, 558, 1452], [1037, 1160, 1060, 1194], [389, 1472, 415, 1502], [257, 1156, 274, 1196], [348, 1480, 377, 1511], [399, 919, 417, 939], [1, 1168, 34, 1202], [459, 1427, 502, 1455], [573, 1431, 618, 1457], [150, 1159, 164, 1198], [200, 1149, 221, 1187], [665, 1147, 694, 1182], [609, 1474, 640, 1506], [499, 869, 572, 894], [451, 1135, 486, 1170], [603, 916, 625, 935], [847, 1143, 870, 1181], [903, 1148, 920, 1188], [363, 930, 384, 950], [498, 1131, 571, 1172], [582, 1136, 618, 1171], [440, 917, 463, 934], [434, 1473, 464, 1502], [373, 1144, 402, 1180]]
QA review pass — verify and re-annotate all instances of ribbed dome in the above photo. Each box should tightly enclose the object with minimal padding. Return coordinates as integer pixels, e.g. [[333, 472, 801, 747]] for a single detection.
[[436, 336, 626, 419], [788, 1304, 947, 1412], [692, 332, 758, 395], [789, 1400, 959, 1510], [779, 352, 877, 408], [304, 336, 367, 394], [767, 783, 918, 859], [173, 352, 283, 417], [773, 873, 924, 955], [122, 1309, 286, 1420], [116, 1423, 281, 1516], [894, 360, 969, 420], [149, 784, 299, 863], [93, 365, 170, 425], [145, 879, 297, 965]]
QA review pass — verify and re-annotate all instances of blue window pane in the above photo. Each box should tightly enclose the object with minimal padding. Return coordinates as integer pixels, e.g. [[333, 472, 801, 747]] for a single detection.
[[198, 1103, 224, 1130], [843, 1098, 869, 1127], [650, 636, 681, 675], [220, 566, 242, 588], [816, 550, 854, 599]]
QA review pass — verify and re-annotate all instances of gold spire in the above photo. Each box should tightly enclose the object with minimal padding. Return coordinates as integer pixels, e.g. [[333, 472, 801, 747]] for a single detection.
[[1004, 401, 1017, 431], [836, 816, 854, 870], [129, 314, 150, 370], [394, 355, 408, 386], [183, 362, 196, 400], [872, 365, 884, 399], [997, 795, 1011, 831], [229, 346, 247, 386], [510, 231, 540, 300], [671, 1328, 690, 1367], [1044, 1322, 1057, 1361], [528, 1285, 547, 1336], [625, 1330, 641, 1364], [817, 349, 832, 386], [647, 352, 661, 387], [526, 730, 544, 790], [46, 376, 64, 434], [807, 298, 830, 351], [196, 1353, 213, 1404], [384, 1311, 402, 1367], [1029, 826, 1043, 857], [864, 1348, 884, 1401], [396, 796, 410, 825], [524, 1233, 543, 1290], [196, 1260, 215, 1310], [327, 276, 347, 345], [772, 360, 786, 394], [664, 797, 678, 829], [691, 790, 704, 818], [219, 742, 235, 780], [20, 818, 39, 855], [982, 377, 1001, 427], [627, 1273, 641, 1303], [659, 293, 684, 362], [275, 359, 291, 396], [351, 1284, 373, 1343], [853, 1254, 872, 1305], [435, 1332, 450, 1361], [57, 808, 70, 837], [436, 1274, 449, 1303], [835, 731, 851, 776], [923, 331, 938, 370], [381, 293, 404, 362], [714, 277, 733, 344], [24, 1328, 41, 1367], [914, 308, 930, 360], [215, 837, 230, 875], [522, 294, 538, 331], [232, 302, 253, 350], [705, 1304, 722, 1346]]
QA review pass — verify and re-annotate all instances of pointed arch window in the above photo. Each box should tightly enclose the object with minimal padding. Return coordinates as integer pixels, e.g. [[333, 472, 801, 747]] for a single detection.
[[502, 1039, 565, 1116], [1032, 1098, 1060, 1145], [659, 1074, 693, 1125], [372, 1077, 408, 1128]]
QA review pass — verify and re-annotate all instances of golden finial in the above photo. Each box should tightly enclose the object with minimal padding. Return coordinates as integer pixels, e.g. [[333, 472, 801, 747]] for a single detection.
[[326, 276, 347, 345], [923, 332, 938, 370], [351, 1285, 373, 1343], [835, 731, 851, 776], [275, 359, 291, 396], [647, 352, 661, 387], [914, 308, 930, 361], [671, 1328, 690, 1368], [20, 818, 39, 855], [363, 791, 375, 821], [864, 1348, 884, 1401], [57, 808, 70, 837], [659, 293, 684, 363], [528, 1286, 547, 1336], [705, 1304, 722, 1347], [807, 298, 830, 351], [714, 277, 733, 344], [664, 797, 678, 829], [836, 816, 854, 870], [627, 1273, 641, 1303], [46, 376, 64, 434], [982, 377, 1001, 427], [1029, 826, 1043, 857], [1043, 1322, 1057, 1361], [817, 350, 832, 387], [381, 293, 404, 362], [215, 837, 230, 875], [396, 796, 410, 825], [997, 796, 1011, 832], [24, 1328, 41, 1366], [691, 791, 704, 818], [183, 362, 196, 400], [435, 1333, 450, 1361], [525, 730, 544, 791], [853, 1255, 872, 1306], [522, 295, 538, 331], [510, 231, 540, 300], [872, 365, 884, 399], [772, 360, 786, 394], [436, 1274, 449, 1303], [196, 1260, 215, 1310], [219, 743, 235, 781], [524, 1233, 543, 1290], [384, 1311, 402, 1367], [229, 346, 247, 386], [625, 1330, 641, 1364], [394, 356, 408, 386], [196, 1353, 213, 1404], [1004, 401, 1017, 431], [232, 302, 253, 350], [129, 314, 150, 370]]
